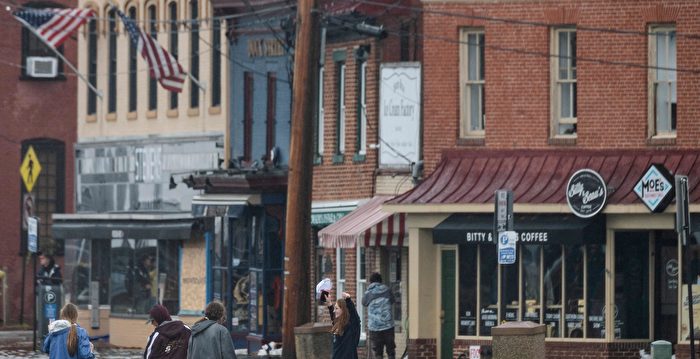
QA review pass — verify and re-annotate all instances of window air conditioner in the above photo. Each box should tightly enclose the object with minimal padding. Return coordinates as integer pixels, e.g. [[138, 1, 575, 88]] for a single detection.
[[26, 56, 58, 78]]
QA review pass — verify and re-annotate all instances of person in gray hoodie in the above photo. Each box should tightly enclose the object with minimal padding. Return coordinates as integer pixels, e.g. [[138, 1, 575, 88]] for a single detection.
[[187, 301, 237, 359], [362, 273, 395, 359]]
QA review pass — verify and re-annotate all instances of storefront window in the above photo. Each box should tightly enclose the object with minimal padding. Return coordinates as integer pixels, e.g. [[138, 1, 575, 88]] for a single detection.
[[564, 245, 584, 338], [544, 245, 563, 337], [459, 241, 605, 338], [110, 239, 179, 315], [522, 245, 541, 324], [337, 248, 347, 295], [64, 239, 111, 307], [458, 245, 477, 336], [615, 232, 649, 339], [479, 245, 498, 336], [389, 248, 403, 324], [587, 244, 605, 338]]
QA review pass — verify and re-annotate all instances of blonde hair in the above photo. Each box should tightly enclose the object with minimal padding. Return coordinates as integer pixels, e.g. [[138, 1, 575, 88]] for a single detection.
[[331, 299, 349, 336], [60, 303, 79, 356]]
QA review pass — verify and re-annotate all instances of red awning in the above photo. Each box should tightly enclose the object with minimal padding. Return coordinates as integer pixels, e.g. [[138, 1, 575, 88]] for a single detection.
[[319, 196, 406, 248], [390, 149, 700, 205]]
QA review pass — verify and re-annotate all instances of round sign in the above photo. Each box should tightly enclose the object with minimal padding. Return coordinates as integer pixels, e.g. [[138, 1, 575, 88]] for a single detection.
[[44, 290, 56, 304], [566, 169, 607, 218], [666, 259, 679, 277]]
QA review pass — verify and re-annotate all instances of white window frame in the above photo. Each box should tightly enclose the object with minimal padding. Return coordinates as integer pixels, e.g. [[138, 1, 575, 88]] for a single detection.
[[336, 247, 346, 297], [338, 63, 346, 154], [459, 28, 485, 138], [550, 27, 577, 138], [318, 66, 325, 155], [357, 247, 367, 339], [359, 61, 367, 155], [648, 25, 677, 138]]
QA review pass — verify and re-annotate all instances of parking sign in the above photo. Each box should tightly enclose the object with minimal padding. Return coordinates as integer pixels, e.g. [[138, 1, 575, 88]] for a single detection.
[[498, 231, 517, 265]]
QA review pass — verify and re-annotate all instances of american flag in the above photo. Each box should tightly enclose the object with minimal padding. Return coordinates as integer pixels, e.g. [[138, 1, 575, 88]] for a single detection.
[[12, 8, 95, 49], [116, 9, 186, 93]]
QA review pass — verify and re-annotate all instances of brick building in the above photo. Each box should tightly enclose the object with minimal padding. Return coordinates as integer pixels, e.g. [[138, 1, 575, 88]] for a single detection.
[[379, 0, 700, 358], [0, 0, 77, 326]]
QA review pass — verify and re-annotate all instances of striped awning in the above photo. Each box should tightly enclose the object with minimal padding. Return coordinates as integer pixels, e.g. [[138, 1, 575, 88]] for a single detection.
[[318, 196, 407, 248]]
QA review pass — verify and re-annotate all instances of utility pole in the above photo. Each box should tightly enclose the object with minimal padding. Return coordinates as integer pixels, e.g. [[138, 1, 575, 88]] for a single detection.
[[283, 0, 320, 357]]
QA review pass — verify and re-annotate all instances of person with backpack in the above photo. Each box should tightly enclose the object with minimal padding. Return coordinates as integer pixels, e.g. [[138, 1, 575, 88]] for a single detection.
[[144, 304, 191, 359], [42, 303, 94, 359], [187, 301, 237, 359], [362, 273, 396, 359]]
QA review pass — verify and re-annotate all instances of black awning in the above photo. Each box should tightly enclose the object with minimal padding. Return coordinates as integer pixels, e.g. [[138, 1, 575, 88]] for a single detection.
[[52, 217, 193, 240], [433, 213, 605, 246]]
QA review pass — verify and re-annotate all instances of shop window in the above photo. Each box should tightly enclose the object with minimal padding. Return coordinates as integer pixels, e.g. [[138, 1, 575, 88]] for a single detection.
[[64, 239, 111, 307], [357, 247, 367, 338], [389, 248, 403, 324], [459, 242, 605, 338], [551, 27, 577, 137], [460, 29, 485, 137], [110, 239, 180, 315], [614, 232, 649, 339], [649, 26, 676, 137], [522, 245, 541, 324]]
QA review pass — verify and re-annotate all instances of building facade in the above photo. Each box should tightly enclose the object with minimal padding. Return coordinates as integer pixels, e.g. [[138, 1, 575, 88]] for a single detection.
[[53, 0, 227, 347], [0, 0, 77, 327], [383, 1, 700, 358]]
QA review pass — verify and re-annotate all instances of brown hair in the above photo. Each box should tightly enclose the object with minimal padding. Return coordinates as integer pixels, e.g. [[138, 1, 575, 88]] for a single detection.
[[331, 298, 349, 336], [60, 303, 79, 356], [196, 301, 226, 325]]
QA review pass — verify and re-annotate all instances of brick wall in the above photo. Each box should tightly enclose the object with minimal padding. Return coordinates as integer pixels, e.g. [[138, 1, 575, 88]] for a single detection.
[[422, 0, 700, 174], [0, 0, 77, 326], [407, 338, 437, 359]]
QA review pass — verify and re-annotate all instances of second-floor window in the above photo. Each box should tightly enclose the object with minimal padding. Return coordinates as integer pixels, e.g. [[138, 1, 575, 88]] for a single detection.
[[108, 8, 117, 114], [244, 72, 254, 162], [211, 18, 222, 108], [336, 63, 346, 155], [551, 28, 577, 136], [649, 26, 676, 137], [128, 6, 137, 113], [87, 17, 97, 115], [190, 0, 200, 109], [148, 4, 158, 111], [317, 66, 325, 156], [357, 61, 367, 155], [460, 29, 485, 137], [266, 72, 277, 160], [169, 2, 178, 110]]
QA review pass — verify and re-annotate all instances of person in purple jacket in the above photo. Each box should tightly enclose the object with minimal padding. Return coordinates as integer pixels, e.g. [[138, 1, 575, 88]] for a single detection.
[[43, 303, 95, 359]]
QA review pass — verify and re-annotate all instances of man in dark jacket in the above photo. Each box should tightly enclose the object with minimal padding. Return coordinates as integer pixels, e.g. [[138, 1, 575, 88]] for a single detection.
[[37, 253, 62, 285], [362, 273, 395, 359], [144, 304, 191, 359], [187, 301, 237, 359]]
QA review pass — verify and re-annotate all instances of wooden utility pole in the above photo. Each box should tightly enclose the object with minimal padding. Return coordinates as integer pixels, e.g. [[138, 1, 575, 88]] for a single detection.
[[283, 0, 320, 357]]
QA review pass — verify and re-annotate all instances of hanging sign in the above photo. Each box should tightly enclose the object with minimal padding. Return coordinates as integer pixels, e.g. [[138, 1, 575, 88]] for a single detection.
[[566, 169, 607, 218], [633, 163, 675, 213]]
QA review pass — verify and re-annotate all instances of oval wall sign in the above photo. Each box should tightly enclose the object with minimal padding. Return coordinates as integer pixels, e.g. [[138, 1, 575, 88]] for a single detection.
[[566, 169, 607, 218]]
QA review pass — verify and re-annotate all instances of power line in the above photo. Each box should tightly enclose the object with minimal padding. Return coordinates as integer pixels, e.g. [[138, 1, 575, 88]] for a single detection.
[[356, 0, 700, 40]]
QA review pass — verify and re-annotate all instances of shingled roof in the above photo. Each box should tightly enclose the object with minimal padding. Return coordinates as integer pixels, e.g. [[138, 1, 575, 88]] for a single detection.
[[390, 149, 700, 205]]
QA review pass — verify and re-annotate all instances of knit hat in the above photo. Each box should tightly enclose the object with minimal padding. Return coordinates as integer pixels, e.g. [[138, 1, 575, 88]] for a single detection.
[[147, 304, 172, 325]]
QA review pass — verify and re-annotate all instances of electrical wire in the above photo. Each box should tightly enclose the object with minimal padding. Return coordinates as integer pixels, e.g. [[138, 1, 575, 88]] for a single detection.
[[355, 0, 700, 40]]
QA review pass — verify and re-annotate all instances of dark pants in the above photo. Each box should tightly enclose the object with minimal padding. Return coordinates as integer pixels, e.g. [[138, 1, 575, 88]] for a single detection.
[[370, 328, 395, 359]]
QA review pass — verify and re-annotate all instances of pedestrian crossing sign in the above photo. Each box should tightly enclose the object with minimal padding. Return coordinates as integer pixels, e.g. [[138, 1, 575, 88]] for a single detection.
[[20, 146, 41, 193]]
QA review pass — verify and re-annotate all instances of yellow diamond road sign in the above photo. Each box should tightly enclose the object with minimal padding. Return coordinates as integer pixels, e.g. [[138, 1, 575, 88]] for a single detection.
[[20, 146, 41, 192]]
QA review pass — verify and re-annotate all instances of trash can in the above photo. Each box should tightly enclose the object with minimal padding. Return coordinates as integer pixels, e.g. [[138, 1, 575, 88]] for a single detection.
[[650, 340, 672, 359], [37, 284, 63, 338], [294, 322, 332, 359]]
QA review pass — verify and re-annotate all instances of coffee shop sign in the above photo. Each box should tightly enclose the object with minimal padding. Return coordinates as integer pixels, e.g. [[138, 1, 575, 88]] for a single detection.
[[566, 169, 607, 218], [465, 232, 549, 243]]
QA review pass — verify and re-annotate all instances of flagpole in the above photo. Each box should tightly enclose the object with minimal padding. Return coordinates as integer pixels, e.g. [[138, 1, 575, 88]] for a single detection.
[[188, 73, 206, 93], [10, 10, 103, 100]]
